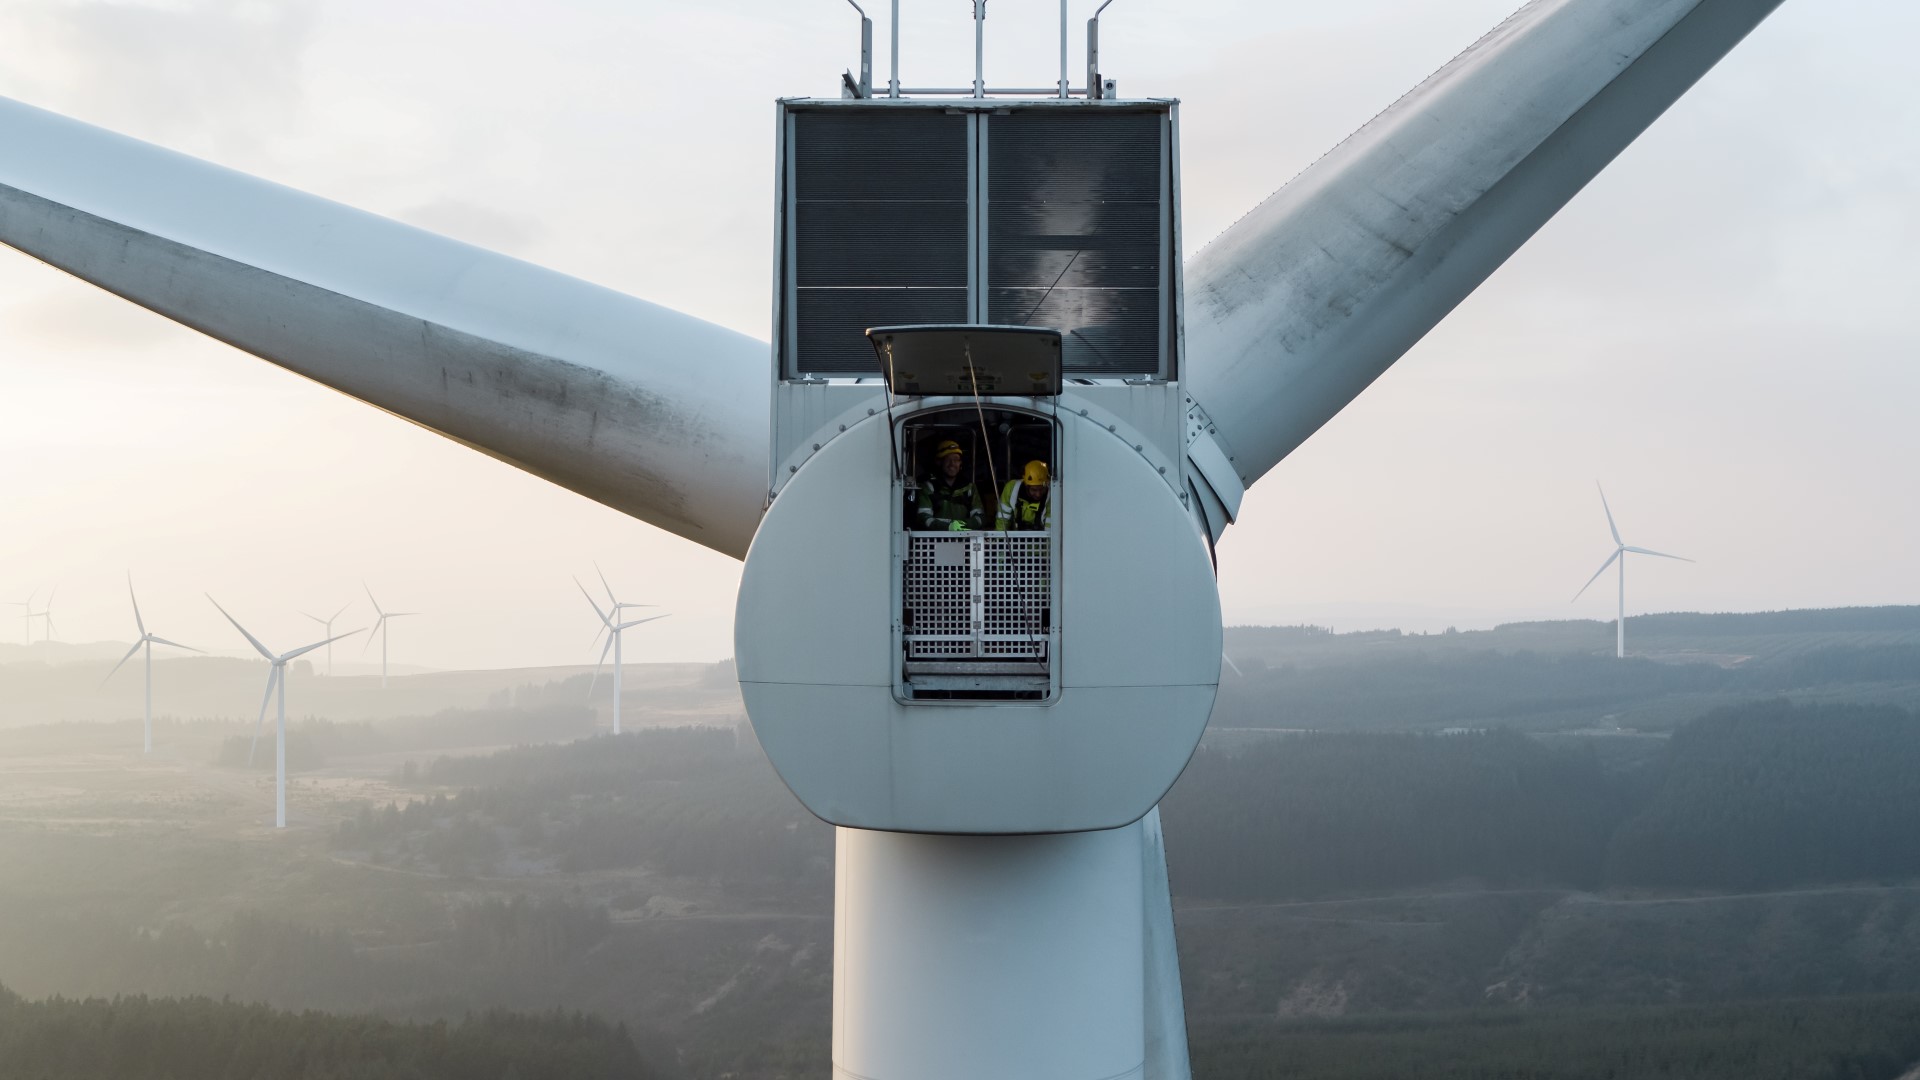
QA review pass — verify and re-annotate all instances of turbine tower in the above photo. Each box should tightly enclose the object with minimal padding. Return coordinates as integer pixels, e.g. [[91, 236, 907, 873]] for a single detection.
[[209, 596, 357, 829], [0, 0, 1795, 1072], [361, 584, 417, 688], [8, 589, 36, 645], [1573, 484, 1694, 658], [30, 588, 55, 644], [302, 603, 352, 677], [577, 573, 667, 736], [105, 575, 200, 753]]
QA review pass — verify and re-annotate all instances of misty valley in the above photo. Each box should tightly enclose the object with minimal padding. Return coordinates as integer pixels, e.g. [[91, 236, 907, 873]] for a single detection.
[[4, 608, 1920, 1078]]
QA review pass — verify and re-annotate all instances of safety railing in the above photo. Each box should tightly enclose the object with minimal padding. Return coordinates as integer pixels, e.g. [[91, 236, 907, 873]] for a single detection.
[[902, 531, 1051, 663]]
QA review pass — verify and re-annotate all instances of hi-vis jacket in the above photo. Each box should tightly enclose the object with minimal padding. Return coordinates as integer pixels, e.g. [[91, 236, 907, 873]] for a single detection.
[[917, 477, 984, 531], [995, 480, 1052, 531]]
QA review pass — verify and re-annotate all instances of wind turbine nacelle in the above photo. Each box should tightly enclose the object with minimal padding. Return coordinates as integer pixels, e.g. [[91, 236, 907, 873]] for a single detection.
[[737, 98, 1217, 836], [735, 396, 1221, 835]]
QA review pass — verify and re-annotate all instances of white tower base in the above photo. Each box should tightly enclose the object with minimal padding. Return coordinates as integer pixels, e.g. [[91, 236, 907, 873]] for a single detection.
[[834, 822, 1152, 1080]]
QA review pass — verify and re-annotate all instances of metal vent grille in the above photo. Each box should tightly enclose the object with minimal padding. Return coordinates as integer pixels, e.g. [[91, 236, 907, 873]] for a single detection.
[[986, 111, 1164, 376], [904, 533, 1049, 661], [793, 111, 970, 374]]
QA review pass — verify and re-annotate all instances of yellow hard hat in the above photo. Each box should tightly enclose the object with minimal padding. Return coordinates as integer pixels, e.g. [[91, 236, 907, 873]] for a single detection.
[[1022, 460, 1050, 486], [935, 440, 964, 460]]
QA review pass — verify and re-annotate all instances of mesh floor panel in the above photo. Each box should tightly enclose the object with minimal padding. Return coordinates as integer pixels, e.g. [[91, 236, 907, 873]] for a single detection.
[[904, 533, 1050, 661]]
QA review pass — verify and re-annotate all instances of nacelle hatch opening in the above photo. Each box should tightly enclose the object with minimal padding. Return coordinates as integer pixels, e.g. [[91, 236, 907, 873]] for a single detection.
[[896, 405, 1059, 702]]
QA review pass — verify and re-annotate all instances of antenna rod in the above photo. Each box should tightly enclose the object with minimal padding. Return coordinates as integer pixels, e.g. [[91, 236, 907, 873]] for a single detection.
[[973, 1, 986, 99], [1059, 0, 1069, 98], [889, 0, 900, 97], [844, 0, 872, 98], [1087, 0, 1116, 100]]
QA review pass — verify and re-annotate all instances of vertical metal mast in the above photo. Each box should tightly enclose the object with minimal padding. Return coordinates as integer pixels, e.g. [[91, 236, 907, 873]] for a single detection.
[[973, 1, 986, 98]]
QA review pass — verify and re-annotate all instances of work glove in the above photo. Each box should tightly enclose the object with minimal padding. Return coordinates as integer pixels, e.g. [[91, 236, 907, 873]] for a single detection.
[[948, 520, 969, 532]]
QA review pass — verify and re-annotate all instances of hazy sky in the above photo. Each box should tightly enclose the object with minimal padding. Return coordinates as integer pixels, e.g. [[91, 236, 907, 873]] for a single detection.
[[1, 0, 1915, 669]]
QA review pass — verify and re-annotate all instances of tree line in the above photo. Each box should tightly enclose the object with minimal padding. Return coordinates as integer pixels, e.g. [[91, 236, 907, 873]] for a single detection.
[[1164, 700, 1920, 900], [1187, 994, 1920, 1080], [331, 702, 1920, 903], [216, 704, 598, 772], [0, 982, 650, 1080], [1211, 643, 1920, 732], [335, 729, 833, 888]]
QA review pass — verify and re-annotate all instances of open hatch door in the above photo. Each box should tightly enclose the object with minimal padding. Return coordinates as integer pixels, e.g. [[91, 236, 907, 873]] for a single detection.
[[867, 324, 1063, 397]]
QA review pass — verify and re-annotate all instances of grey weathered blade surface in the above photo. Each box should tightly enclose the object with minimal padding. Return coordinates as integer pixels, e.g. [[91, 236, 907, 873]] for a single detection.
[[0, 96, 768, 558], [1183, 0, 1788, 498]]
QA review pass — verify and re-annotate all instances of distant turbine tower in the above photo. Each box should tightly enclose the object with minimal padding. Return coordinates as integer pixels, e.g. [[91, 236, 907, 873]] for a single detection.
[[302, 602, 351, 676], [361, 584, 417, 688], [30, 587, 55, 643], [1573, 484, 1694, 658], [8, 588, 36, 644], [578, 574, 667, 736], [105, 575, 200, 753], [209, 596, 357, 829]]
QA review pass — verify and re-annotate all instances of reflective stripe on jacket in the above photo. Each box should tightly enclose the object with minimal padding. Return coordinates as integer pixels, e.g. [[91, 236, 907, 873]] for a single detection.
[[917, 478, 983, 530], [995, 479, 1052, 531]]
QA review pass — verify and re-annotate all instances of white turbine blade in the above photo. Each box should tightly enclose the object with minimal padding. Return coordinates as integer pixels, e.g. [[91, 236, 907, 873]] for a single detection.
[[1222, 652, 1243, 678], [0, 96, 767, 559], [301, 611, 327, 626], [282, 628, 363, 663], [126, 573, 146, 636], [615, 613, 671, 631], [363, 583, 384, 619], [103, 639, 143, 684], [384, 611, 420, 618], [206, 595, 276, 661], [575, 577, 611, 626], [586, 632, 616, 699], [1571, 549, 1622, 603], [1623, 546, 1694, 563], [360, 616, 386, 656], [594, 562, 620, 610], [330, 602, 351, 622], [1181, 0, 1786, 497], [248, 666, 280, 767], [145, 635, 201, 653], [1597, 482, 1623, 546]]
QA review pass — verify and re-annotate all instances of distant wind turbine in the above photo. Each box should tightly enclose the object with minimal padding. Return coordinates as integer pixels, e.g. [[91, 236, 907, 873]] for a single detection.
[[209, 596, 358, 828], [302, 603, 351, 677], [1572, 484, 1694, 659], [8, 588, 36, 644], [30, 587, 55, 643], [361, 584, 417, 688], [578, 572, 667, 736], [106, 575, 200, 753]]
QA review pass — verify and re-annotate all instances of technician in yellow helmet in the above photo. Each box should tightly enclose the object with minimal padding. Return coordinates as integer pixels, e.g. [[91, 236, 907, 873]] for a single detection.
[[995, 460, 1053, 531], [916, 439, 984, 531]]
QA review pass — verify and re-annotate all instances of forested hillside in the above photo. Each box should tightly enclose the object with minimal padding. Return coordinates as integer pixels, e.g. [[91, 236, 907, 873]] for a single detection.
[[0, 984, 649, 1080], [1607, 701, 1920, 889], [1166, 700, 1920, 900], [1163, 730, 1625, 898], [1189, 995, 1920, 1080], [335, 729, 833, 885], [1211, 640, 1920, 732]]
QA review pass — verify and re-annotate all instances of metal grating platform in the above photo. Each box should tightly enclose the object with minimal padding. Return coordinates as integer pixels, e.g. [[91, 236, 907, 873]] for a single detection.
[[904, 532, 1050, 662]]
